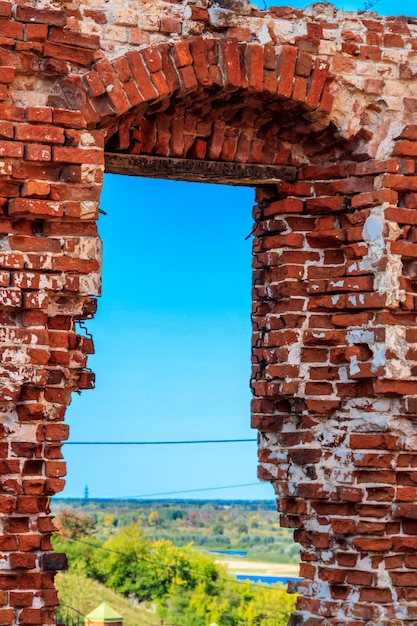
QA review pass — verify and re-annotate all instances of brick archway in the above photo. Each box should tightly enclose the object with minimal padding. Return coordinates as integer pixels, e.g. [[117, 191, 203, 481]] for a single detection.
[[69, 36, 333, 149], [3, 2, 417, 624]]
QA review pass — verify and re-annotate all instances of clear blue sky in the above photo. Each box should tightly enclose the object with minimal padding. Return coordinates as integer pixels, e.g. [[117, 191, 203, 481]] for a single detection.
[[61, 0, 409, 501], [64, 177, 260, 500]]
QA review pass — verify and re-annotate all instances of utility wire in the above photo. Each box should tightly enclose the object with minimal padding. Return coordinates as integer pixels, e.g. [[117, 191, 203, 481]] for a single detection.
[[59, 535, 292, 593], [114, 482, 265, 499], [64, 439, 257, 445], [57, 604, 93, 624]]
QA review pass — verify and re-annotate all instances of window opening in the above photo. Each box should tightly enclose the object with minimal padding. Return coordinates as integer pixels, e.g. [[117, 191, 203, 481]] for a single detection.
[[63, 174, 265, 501]]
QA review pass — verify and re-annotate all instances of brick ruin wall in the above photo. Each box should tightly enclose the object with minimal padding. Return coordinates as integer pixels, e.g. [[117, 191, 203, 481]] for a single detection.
[[3, 0, 417, 623]]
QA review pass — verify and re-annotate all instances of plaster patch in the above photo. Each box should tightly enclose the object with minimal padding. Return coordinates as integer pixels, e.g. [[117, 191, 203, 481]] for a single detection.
[[385, 326, 411, 379], [349, 354, 360, 376], [375, 253, 406, 308], [79, 202, 98, 219], [347, 329, 374, 345], [80, 132, 98, 147], [265, 450, 287, 462], [363, 214, 384, 243], [371, 343, 386, 371], [377, 560, 392, 589], [258, 24, 272, 45], [288, 340, 301, 365], [347, 331, 387, 374], [347, 262, 359, 273], [315, 420, 347, 447], [79, 273, 102, 296], [360, 208, 405, 308], [338, 366, 348, 383], [271, 20, 296, 44], [81, 165, 100, 183]]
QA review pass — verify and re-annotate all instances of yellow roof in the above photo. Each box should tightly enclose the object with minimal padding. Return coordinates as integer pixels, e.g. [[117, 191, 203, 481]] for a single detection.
[[85, 602, 123, 623]]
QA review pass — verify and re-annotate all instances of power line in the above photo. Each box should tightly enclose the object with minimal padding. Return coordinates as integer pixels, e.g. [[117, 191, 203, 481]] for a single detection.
[[64, 439, 257, 445], [56, 603, 94, 625], [114, 482, 266, 499]]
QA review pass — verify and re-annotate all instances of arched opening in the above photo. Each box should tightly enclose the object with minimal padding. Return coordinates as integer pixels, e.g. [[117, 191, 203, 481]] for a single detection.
[[58, 35, 347, 625]]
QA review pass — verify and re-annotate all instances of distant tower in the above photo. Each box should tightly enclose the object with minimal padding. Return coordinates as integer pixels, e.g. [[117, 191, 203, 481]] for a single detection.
[[84, 485, 89, 500]]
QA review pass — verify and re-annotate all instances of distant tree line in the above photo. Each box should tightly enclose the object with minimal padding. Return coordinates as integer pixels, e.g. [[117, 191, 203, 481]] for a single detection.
[[52, 499, 300, 565]]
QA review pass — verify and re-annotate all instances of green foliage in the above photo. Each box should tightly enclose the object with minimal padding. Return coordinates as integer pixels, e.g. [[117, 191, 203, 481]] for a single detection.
[[93, 525, 165, 600], [159, 569, 295, 626], [92, 524, 224, 604], [239, 584, 297, 625], [147, 532, 232, 549], [164, 508, 184, 522], [212, 522, 225, 535], [52, 499, 285, 551], [55, 524, 296, 626], [52, 500, 299, 626], [52, 534, 103, 579]]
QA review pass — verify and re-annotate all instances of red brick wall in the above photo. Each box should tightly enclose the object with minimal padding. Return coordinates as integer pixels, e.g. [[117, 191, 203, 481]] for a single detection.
[[2, 0, 417, 623]]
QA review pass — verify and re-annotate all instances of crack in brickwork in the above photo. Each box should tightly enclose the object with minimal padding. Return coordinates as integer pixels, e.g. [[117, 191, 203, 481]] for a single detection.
[[2, 0, 417, 624]]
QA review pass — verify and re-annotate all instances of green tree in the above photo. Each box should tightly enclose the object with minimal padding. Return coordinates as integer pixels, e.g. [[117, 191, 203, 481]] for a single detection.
[[93, 524, 158, 600], [212, 522, 224, 535], [240, 584, 296, 624], [54, 518, 297, 626], [52, 533, 103, 578]]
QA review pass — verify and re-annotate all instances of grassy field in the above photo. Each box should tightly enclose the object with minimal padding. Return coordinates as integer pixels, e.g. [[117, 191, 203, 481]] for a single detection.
[[56, 571, 161, 626]]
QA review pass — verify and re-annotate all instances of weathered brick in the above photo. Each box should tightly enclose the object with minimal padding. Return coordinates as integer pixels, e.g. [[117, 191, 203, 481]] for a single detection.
[[246, 44, 263, 92], [189, 38, 212, 87], [1, 7, 417, 626], [8, 198, 63, 218], [15, 125, 65, 144], [276, 45, 297, 97], [24, 144, 51, 162], [48, 27, 100, 50], [52, 147, 103, 165], [15, 6, 65, 26], [0, 141, 23, 158], [126, 51, 159, 100], [219, 38, 241, 90], [43, 42, 96, 66]]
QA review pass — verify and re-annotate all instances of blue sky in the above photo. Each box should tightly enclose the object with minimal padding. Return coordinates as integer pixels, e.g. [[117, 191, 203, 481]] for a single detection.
[[63, 178, 260, 499], [61, 0, 409, 501], [267, 0, 412, 13]]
